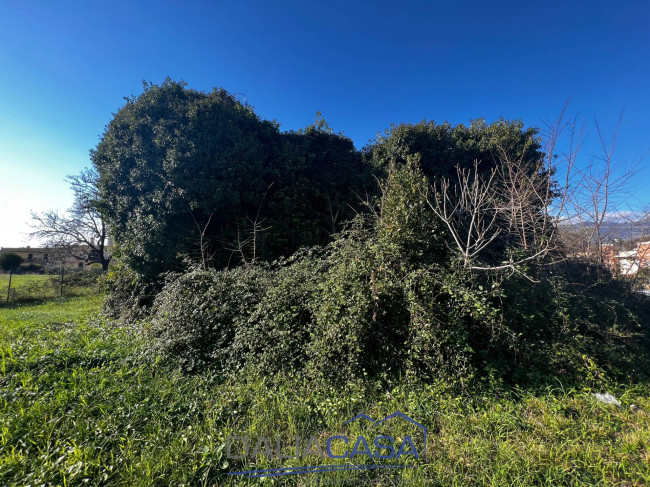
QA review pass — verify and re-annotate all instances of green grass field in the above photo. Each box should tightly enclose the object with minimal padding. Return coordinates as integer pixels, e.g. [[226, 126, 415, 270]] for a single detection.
[[0, 274, 99, 305], [0, 273, 52, 288], [0, 274, 62, 303], [0, 295, 649, 486]]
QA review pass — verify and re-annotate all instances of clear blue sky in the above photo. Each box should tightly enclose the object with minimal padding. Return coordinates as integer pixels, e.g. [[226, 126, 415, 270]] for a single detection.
[[1, 0, 648, 246]]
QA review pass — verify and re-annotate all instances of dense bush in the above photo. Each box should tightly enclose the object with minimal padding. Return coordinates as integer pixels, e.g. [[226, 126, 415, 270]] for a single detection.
[[364, 118, 543, 184], [227, 249, 324, 374], [58, 270, 101, 287], [134, 160, 650, 389], [147, 266, 270, 371], [93, 80, 369, 279], [16, 264, 44, 274], [101, 262, 157, 321]]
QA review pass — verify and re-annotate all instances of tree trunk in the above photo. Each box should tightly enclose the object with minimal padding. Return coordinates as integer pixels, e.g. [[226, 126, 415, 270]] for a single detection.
[[60, 266, 65, 297], [6, 270, 12, 304]]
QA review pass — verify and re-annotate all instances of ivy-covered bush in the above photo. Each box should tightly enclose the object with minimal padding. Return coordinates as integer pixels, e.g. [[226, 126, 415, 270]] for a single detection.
[[147, 266, 269, 371], [126, 160, 650, 388], [227, 250, 325, 374], [101, 262, 158, 322], [141, 161, 495, 383]]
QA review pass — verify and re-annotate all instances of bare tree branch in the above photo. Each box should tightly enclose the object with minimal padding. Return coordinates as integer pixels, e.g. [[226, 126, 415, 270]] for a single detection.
[[30, 168, 112, 271]]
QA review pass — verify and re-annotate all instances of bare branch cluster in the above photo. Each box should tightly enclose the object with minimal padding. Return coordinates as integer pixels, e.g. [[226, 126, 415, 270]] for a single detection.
[[423, 103, 645, 280], [427, 161, 502, 268], [225, 182, 275, 270], [561, 113, 643, 268], [30, 167, 112, 271]]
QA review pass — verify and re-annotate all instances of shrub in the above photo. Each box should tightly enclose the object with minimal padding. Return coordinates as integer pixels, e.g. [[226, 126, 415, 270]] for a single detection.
[[101, 262, 157, 321], [227, 249, 324, 375], [147, 266, 270, 371], [16, 264, 44, 274], [60, 270, 101, 287]]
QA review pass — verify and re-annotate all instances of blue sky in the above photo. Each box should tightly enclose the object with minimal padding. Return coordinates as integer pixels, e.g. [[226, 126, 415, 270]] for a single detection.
[[1, 0, 648, 246]]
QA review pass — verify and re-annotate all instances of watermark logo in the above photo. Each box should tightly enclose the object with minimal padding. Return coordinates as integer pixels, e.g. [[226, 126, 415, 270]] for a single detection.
[[226, 411, 427, 479]]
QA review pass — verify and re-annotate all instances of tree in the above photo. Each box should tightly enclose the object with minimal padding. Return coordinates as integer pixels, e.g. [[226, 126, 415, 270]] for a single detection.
[[426, 156, 558, 276], [418, 106, 647, 286], [562, 113, 641, 272], [0, 253, 23, 304], [30, 167, 112, 271], [365, 118, 543, 183], [92, 80, 368, 278], [364, 118, 553, 276]]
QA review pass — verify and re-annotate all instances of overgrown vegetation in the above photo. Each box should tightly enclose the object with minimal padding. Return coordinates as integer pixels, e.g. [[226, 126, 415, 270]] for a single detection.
[[4, 80, 650, 484], [137, 159, 650, 389], [91, 82, 649, 390], [1, 296, 649, 486]]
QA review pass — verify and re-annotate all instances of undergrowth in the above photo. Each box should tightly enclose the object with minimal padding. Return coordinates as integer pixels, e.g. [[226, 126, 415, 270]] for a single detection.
[[1, 295, 649, 486]]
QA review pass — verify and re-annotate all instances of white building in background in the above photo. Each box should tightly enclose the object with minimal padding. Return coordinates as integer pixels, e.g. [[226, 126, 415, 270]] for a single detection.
[[603, 241, 650, 276], [616, 250, 640, 275]]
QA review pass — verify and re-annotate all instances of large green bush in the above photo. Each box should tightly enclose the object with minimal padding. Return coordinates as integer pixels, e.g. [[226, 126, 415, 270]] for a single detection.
[[93, 80, 369, 279], [110, 138, 650, 389], [101, 262, 157, 321], [227, 249, 325, 374], [142, 161, 505, 383]]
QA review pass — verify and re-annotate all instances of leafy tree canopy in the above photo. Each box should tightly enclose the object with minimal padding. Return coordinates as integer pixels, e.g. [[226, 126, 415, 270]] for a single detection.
[[92, 79, 366, 278], [364, 118, 544, 181]]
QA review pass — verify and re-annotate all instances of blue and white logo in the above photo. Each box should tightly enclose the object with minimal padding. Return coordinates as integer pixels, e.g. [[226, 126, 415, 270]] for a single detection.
[[226, 411, 427, 479]]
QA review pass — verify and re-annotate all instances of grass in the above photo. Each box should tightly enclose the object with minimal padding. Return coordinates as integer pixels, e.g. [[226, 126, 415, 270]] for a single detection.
[[1, 273, 62, 304], [0, 295, 649, 486], [0, 273, 53, 292], [0, 273, 100, 306]]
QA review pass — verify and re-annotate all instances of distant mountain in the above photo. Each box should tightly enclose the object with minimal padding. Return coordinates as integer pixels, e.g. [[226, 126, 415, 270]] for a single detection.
[[561, 216, 650, 243]]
